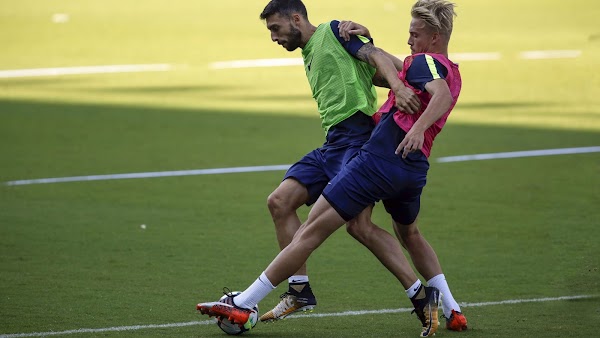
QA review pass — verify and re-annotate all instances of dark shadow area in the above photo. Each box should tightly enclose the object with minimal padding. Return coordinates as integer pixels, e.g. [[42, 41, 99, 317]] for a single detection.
[[0, 97, 598, 182]]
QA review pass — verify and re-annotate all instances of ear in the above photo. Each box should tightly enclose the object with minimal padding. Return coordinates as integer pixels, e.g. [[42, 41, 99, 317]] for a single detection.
[[431, 31, 441, 44], [290, 13, 302, 26]]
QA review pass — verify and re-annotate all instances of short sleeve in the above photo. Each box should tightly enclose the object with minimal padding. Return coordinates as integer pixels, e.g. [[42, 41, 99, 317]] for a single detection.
[[405, 54, 448, 91], [330, 20, 373, 58]]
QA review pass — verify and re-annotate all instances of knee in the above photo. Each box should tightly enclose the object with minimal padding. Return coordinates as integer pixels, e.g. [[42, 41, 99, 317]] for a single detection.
[[267, 191, 288, 217], [346, 219, 373, 243]]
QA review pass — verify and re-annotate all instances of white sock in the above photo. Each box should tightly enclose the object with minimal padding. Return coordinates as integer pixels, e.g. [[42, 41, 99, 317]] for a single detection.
[[405, 279, 423, 299], [233, 272, 276, 309], [288, 275, 309, 284], [427, 274, 461, 318]]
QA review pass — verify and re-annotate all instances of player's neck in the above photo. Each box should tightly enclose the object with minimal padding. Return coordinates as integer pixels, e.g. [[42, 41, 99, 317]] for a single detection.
[[427, 45, 448, 57], [299, 24, 317, 49]]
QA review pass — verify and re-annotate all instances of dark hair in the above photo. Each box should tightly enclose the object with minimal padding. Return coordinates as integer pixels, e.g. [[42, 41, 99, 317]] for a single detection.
[[259, 0, 308, 20]]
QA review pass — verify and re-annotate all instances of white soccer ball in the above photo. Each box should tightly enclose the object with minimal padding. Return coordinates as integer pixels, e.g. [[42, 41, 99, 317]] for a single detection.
[[215, 291, 259, 335]]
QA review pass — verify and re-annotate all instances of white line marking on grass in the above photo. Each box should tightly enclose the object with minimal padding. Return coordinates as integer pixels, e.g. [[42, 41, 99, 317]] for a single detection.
[[209, 50, 581, 69], [52, 13, 70, 24], [209, 52, 503, 69], [5, 146, 600, 186], [211, 58, 303, 69], [0, 295, 595, 337], [450, 52, 502, 61], [0, 320, 213, 338], [520, 50, 582, 59], [0, 64, 173, 78], [436, 146, 600, 163], [4, 165, 292, 186], [292, 294, 595, 319]]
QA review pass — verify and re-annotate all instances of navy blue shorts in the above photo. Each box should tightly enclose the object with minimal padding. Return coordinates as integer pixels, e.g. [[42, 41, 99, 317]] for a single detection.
[[284, 112, 375, 206], [323, 112, 429, 225]]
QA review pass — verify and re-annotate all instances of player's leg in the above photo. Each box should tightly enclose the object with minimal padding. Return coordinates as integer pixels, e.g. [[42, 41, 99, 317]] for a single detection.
[[261, 153, 327, 321], [393, 217, 442, 280], [264, 195, 348, 284], [346, 206, 442, 337], [393, 218, 468, 331], [263, 111, 375, 320], [326, 152, 439, 337], [345, 206, 419, 288], [266, 178, 309, 275], [198, 195, 348, 325]]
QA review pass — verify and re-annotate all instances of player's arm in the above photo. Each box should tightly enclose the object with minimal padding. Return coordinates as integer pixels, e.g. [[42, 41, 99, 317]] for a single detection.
[[396, 79, 453, 158], [355, 43, 420, 114], [338, 20, 371, 40], [371, 49, 404, 87], [338, 21, 404, 86], [394, 54, 451, 157], [331, 20, 419, 114]]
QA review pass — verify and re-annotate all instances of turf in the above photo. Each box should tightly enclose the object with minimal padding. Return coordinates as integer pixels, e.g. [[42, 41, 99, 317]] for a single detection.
[[1, 0, 599, 337]]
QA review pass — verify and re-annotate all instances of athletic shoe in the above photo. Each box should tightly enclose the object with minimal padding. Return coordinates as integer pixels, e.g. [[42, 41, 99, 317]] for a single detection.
[[259, 288, 317, 322], [197, 294, 256, 330], [445, 309, 468, 331], [410, 286, 441, 337]]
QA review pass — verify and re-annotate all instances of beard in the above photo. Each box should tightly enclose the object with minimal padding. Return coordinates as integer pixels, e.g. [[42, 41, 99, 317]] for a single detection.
[[284, 25, 302, 51]]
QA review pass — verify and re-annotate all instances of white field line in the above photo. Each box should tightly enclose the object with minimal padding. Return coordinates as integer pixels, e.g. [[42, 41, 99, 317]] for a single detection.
[[4, 146, 599, 186], [4, 165, 292, 186], [436, 146, 600, 163], [209, 50, 579, 69], [0, 64, 173, 78], [0, 295, 595, 338], [396, 52, 502, 62], [209, 52, 502, 69], [520, 50, 582, 59], [210, 58, 303, 69], [0, 50, 580, 77]]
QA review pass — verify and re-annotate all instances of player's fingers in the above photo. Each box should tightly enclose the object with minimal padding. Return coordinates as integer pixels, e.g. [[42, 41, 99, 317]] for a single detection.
[[416, 140, 424, 151], [404, 94, 418, 114], [339, 21, 352, 41], [410, 97, 420, 112], [402, 101, 417, 115], [402, 145, 411, 158], [404, 102, 416, 115], [411, 100, 420, 114], [396, 139, 407, 155], [338, 21, 346, 39], [396, 103, 406, 114]]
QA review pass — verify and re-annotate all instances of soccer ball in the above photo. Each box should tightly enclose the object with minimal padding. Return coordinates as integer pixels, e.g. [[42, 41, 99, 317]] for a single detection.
[[215, 291, 259, 335]]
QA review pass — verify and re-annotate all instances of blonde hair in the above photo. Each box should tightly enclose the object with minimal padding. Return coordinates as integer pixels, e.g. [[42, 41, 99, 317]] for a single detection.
[[411, 0, 457, 38]]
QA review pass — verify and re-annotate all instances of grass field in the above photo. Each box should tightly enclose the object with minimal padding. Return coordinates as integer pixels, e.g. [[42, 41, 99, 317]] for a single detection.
[[1, 0, 599, 337]]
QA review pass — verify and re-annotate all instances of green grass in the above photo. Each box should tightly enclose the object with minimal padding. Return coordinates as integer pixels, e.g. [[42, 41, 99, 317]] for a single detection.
[[1, 0, 600, 337]]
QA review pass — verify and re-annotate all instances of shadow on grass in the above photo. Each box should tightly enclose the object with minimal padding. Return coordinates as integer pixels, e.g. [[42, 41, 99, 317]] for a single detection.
[[0, 97, 598, 182]]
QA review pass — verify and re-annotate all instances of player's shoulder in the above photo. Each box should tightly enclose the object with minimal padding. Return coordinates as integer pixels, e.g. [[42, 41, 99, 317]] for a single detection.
[[327, 20, 340, 32], [409, 53, 447, 68], [405, 53, 449, 79]]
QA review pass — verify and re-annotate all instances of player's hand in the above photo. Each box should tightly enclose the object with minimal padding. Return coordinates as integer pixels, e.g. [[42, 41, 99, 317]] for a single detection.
[[338, 20, 370, 42], [396, 129, 425, 158], [393, 86, 421, 115]]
